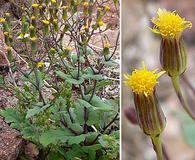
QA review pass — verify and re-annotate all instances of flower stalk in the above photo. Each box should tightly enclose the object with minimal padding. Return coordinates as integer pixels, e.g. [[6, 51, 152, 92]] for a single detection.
[[151, 135, 163, 160], [171, 76, 195, 120]]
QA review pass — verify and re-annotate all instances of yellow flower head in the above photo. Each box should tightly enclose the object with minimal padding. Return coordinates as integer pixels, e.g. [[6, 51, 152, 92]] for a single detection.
[[29, 25, 35, 30], [84, 2, 89, 7], [6, 46, 12, 52], [62, 6, 69, 10], [84, 24, 89, 30], [30, 37, 37, 41], [66, 47, 72, 52], [105, 41, 110, 48], [32, 3, 39, 8], [105, 5, 110, 11], [5, 12, 10, 17], [37, 62, 45, 68], [31, 16, 36, 20], [124, 62, 165, 96], [51, 0, 56, 4], [98, 20, 104, 27], [42, 20, 50, 25], [0, 18, 6, 23], [149, 8, 192, 38]]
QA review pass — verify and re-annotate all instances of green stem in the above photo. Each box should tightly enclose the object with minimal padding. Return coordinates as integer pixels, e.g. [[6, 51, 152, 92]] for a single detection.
[[171, 76, 195, 120], [151, 135, 163, 160]]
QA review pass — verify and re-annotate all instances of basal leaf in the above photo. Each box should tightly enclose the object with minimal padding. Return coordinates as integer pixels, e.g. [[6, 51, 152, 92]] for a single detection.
[[0, 108, 23, 123], [40, 128, 73, 147], [68, 134, 87, 145]]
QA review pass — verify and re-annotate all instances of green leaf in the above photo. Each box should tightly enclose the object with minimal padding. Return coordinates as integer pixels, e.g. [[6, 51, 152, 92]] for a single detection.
[[0, 75, 5, 85], [21, 126, 40, 142], [47, 152, 65, 160], [86, 80, 112, 93], [77, 99, 93, 108], [68, 134, 87, 145], [85, 132, 99, 143], [69, 123, 83, 134], [102, 59, 118, 67], [82, 74, 104, 81], [98, 136, 108, 147], [26, 103, 51, 119], [40, 128, 73, 147], [55, 71, 84, 85], [0, 108, 23, 123], [62, 60, 74, 69], [87, 108, 100, 125], [84, 95, 115, 111], [74, 103, 85, 125], [66, 144, 84, 160], [26, 106, 41, 119], [37, 70, 43, 89], [71, 54, 78, 64], [83, 144, 102, 160]]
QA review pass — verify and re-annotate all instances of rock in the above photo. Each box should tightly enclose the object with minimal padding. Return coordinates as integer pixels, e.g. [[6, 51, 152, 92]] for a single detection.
[[0, 118, 23, 160]]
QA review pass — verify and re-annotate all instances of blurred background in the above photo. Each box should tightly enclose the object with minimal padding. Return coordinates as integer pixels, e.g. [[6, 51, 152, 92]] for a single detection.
[[122, 0, 195, 160]]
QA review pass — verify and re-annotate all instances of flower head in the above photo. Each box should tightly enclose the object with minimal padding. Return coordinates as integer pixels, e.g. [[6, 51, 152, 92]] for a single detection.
[[84, 2, 89, 7], [149, 8, 192, 38], [42, 20, 50, 25], [66, 47, 72, 52], [32, 3, 39, 8], [30, 37, 37, 41], [105, 41, 110, 48], [0, 18, 6, 23], [37, 62, 45, 68], [97, 20, 104, 27], [51, 0, 56, 4], [105, 5, 110, 11], [124, 62, 165, 96]]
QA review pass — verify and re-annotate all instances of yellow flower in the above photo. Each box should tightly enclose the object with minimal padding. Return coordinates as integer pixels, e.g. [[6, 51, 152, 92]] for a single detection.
[[105, 5, 110, 11], [37, 62, 45, 68], [98, 20, 104, 27], [149, 8, 192, 38], [5, 12, 10, 17], [51, 0, 56, 4], [0, 18, 6, 23], [31, 16, 36, 20], [42, 20, 50, 25], [98, 7, 102, 11], [84, 2, 89, 7], [66, 47, 72, 52], [29, 25, 35, 30], [105, 41, 110, 48], [62, 6, 68, 10], [30, 37, 37, 41], [32, 3, 39, 8], [6, 46, 12, 52], [53, 19, 58, 23], [124, 62, 165, 96], [4, 32, 9, 36], [84, 24, 89, 30]]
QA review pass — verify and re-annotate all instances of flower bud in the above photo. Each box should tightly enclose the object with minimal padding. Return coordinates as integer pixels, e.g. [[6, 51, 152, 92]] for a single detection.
[[52, 19, 59, 32], [160, 37, 186, 77], [62, 6, 68, 20], [134, 91, 166, 136]]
